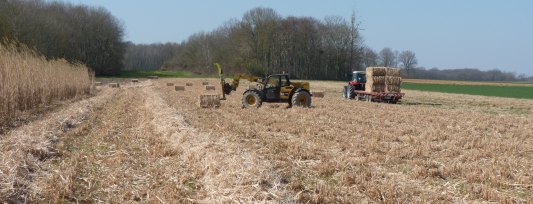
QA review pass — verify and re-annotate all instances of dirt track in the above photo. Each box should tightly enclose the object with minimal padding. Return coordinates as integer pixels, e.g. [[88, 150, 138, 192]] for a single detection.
[[1, 79, 532, 203]]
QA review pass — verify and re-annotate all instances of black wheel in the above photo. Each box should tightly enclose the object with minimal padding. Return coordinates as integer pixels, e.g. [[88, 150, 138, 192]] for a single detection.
[[348, 85, 356, 99], [291, 91, 312, 107], [242, 91, 262, 108], [342, 86, 348, 99], [366, 95, 372, 102]]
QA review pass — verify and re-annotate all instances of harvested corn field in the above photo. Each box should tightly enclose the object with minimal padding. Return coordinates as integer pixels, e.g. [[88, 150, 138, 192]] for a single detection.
[[0, 78, 531, 203]]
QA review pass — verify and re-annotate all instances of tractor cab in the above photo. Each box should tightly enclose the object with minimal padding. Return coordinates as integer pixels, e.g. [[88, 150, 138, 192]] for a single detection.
[[351, 71, 366, 83], [349, 71, 366, 91]]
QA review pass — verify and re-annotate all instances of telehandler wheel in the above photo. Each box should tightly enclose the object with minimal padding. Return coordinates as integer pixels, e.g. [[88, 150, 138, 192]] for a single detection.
[[242, 91, 262, 108], [291, 91, 312, 107]]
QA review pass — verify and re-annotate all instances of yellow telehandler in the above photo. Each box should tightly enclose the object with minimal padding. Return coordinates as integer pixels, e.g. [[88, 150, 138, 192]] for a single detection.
[[215, 63, 312, 108]]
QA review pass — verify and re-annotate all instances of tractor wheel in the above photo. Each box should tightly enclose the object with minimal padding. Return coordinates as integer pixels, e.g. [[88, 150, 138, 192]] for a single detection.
[[291, 91, 312, 107], [242, 91, 262, 108], [348, 85, 356, 99], [342, 86, 348, 99]]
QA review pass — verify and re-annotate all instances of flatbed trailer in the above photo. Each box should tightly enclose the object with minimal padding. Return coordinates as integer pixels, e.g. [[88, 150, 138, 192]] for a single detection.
[[353, 90, 404, 103]]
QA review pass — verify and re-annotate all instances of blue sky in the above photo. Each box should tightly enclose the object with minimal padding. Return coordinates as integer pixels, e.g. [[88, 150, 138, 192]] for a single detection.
[[63, 0, 533, 75]]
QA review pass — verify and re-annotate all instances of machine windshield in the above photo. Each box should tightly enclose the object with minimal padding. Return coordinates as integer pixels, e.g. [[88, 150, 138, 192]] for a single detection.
[[353, 73, 366, 83]]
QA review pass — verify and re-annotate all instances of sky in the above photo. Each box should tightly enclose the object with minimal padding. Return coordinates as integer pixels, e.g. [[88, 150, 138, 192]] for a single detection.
[[62, 0, 533, 75]]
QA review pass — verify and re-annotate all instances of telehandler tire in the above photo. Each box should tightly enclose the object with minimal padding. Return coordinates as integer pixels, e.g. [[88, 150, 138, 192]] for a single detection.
[[242, 91, 262, 108], [291, 91, 312, 107]]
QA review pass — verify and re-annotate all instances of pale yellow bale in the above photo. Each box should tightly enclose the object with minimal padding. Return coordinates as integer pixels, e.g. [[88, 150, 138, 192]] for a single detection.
[[386, 68, 401, 76], [175, 86, 185, 91], [367, 76, 386, 84], [386, 85, 401, 93], [205, 85, 215, 91], [311, 91, 325, 98], [199, 94, 221, 108], [109, 83, 120, 88], [186, 82, 193, 86], [366, 67, 387, 76], [95, 82, 103, 86], [166, 82, 174, 86], [365, 84, 385, 92], [386, 76, 402, 85], [131, 79, 139, 83], [202, 81, 209, 85]]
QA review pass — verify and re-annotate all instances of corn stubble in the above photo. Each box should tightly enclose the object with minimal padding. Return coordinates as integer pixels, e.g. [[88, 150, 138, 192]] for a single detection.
[[157, 79, 532, 203], [0, 43, 93, 128], [1, 77, 531, 203]]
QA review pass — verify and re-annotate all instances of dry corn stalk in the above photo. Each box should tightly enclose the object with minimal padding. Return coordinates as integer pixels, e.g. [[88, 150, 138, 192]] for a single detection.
[[0, 42, 93, 127], [109, 83, 120, 88], [199, 94, 220, 108], [131, 79, 139, 83], [95, 82, 103, 86]]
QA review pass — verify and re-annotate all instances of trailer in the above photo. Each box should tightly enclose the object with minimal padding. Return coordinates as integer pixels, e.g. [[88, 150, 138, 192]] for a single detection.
[[353, 90, 404, 103], [342, 68, 405, 104]]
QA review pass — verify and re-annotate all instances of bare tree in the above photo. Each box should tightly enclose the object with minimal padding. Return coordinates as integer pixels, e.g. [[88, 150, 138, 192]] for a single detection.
[[362, 47, 378, 67], [379, 47, 396, 67], [398, 50, 418, 77]]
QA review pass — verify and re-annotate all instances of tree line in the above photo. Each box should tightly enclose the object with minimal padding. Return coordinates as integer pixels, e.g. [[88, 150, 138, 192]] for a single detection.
[[0, 0, 125, 75], [402, 67, 533, 81], [1, 2, 528, 81], [124, 7, 532, 81], [124, 7, 422, 81]]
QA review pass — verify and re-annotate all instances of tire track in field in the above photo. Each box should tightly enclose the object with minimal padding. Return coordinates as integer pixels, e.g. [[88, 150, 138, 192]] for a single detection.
[[142, 82, 294, 203], [32, 83, 197, 202], [0, 87, 117, 202], [33, 81, 292, 203]]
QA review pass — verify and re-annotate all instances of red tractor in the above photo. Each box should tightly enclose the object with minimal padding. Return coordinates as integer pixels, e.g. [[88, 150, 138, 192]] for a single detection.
[[342, 71, 366, 99], [343, 70, 404, 103]]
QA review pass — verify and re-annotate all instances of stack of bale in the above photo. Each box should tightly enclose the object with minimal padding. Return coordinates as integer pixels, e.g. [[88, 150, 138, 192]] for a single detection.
[[365, 67, 387, 92], [365, 67, 402, 93], [385, 68, 402, 92]]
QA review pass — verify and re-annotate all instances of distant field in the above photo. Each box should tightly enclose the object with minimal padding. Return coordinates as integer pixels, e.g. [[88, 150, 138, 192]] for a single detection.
[[118, 70, 200, 78], [404, 79, 533, 87], [403, 82, 533, 99]]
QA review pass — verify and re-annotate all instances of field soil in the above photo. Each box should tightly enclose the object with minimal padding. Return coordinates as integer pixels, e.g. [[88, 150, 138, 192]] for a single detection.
[[1, 79, 532, 203]]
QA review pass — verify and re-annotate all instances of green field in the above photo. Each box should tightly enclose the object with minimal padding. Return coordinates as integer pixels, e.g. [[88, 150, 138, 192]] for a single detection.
[[402, 82, 533, 99], [118, 70, 201, 78]]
